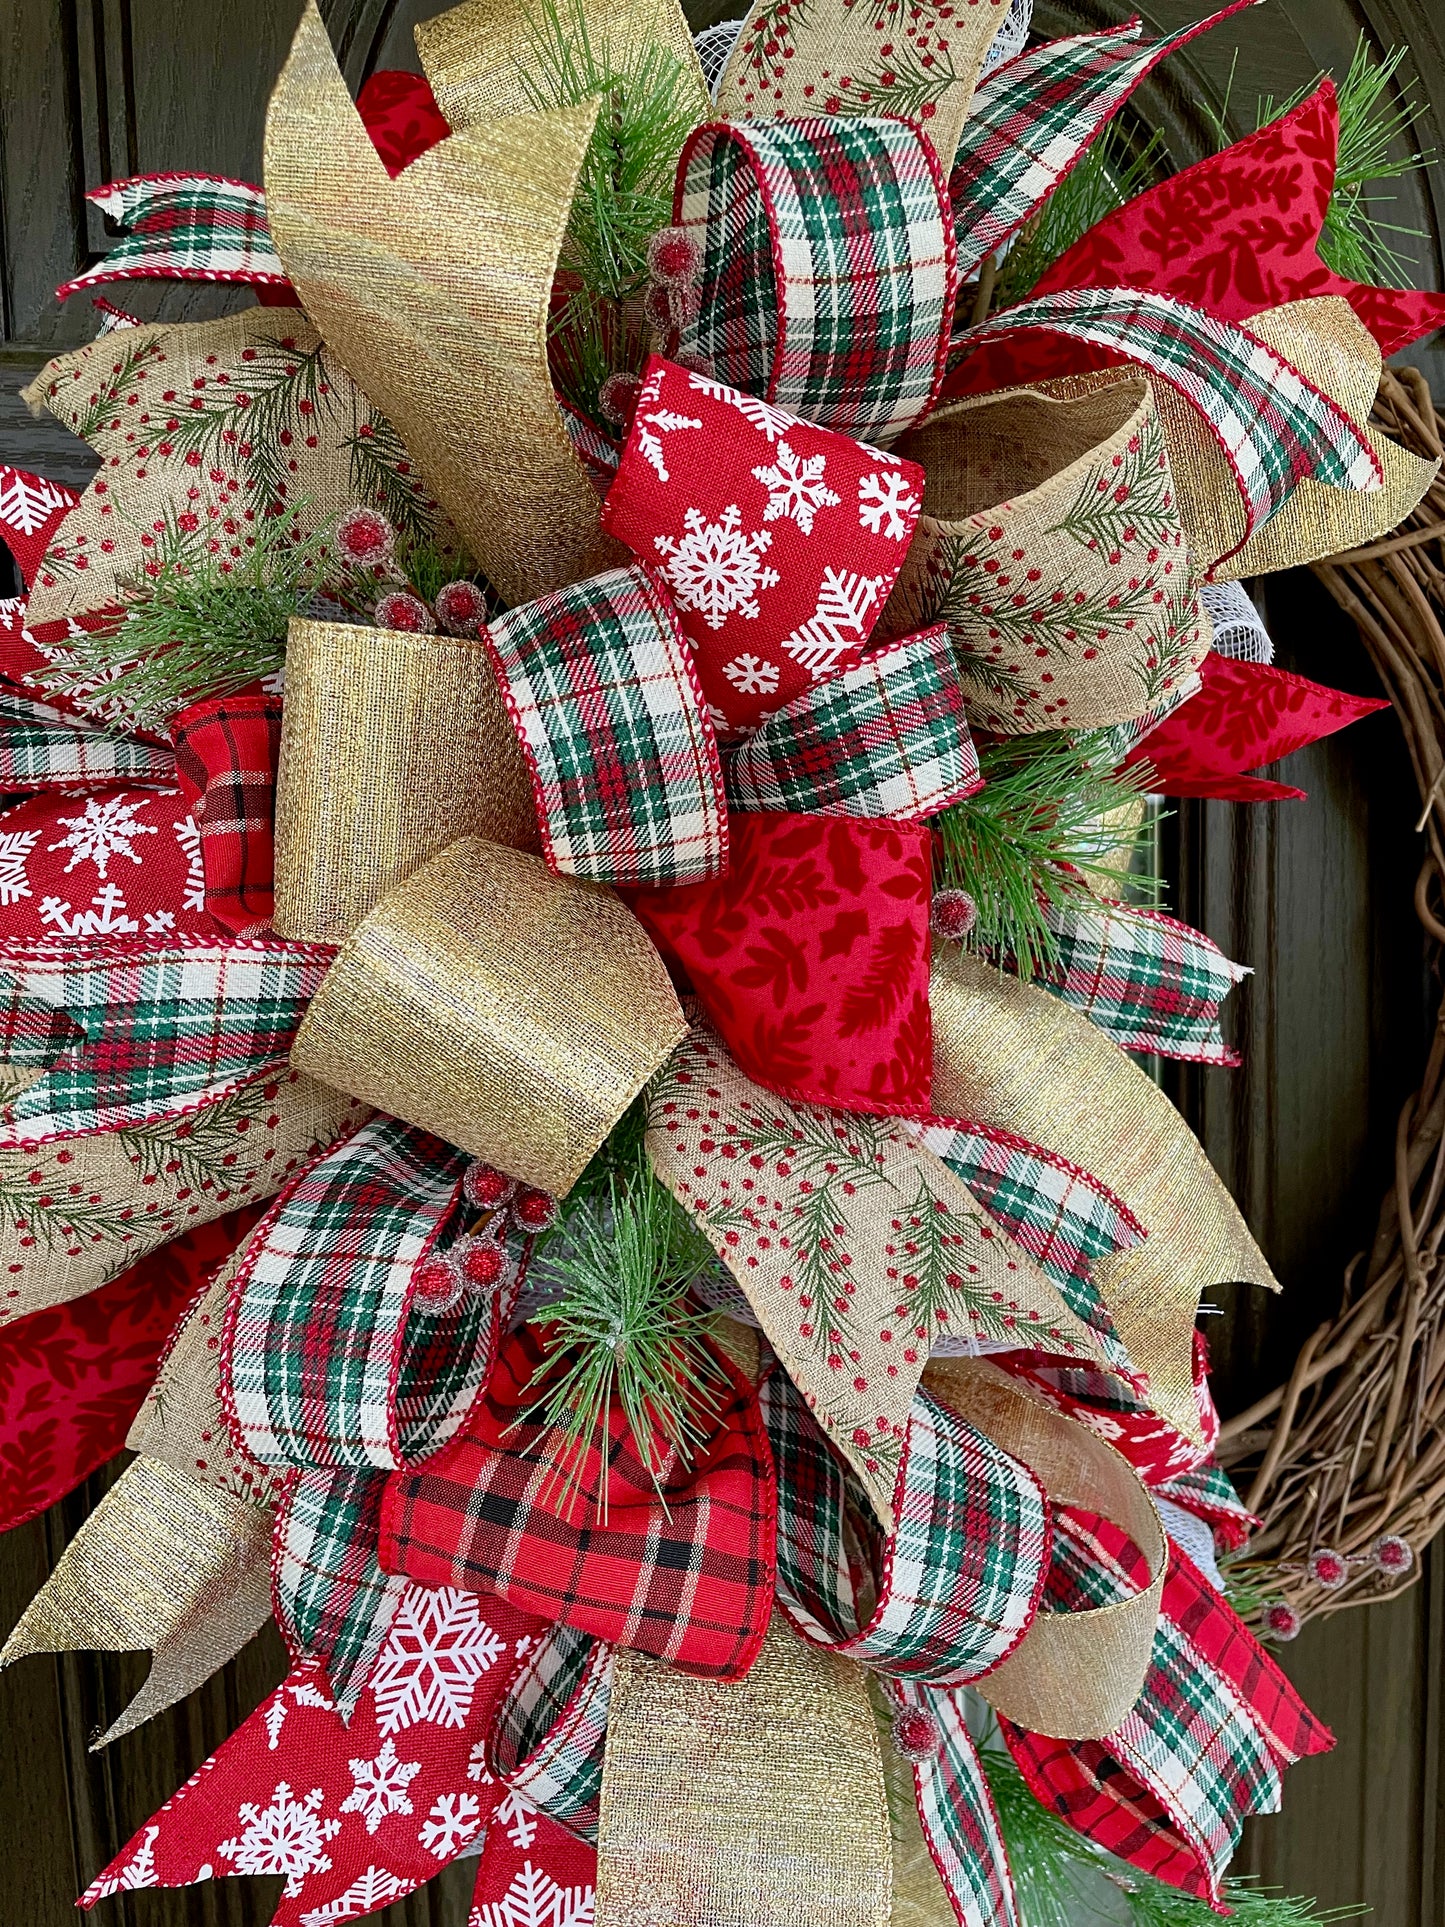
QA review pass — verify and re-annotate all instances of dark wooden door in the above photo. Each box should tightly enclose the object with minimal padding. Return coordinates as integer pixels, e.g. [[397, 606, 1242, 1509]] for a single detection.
[[1, 3, 1443, 1921]]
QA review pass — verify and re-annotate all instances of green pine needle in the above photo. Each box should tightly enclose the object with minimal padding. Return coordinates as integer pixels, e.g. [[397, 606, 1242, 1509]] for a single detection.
[[933, 730, 1152, 978], [517, 0, 706, 422], [994, 121, 1168, 307], [34, 501, 338, 732], [527, 1161, 726, 1521]]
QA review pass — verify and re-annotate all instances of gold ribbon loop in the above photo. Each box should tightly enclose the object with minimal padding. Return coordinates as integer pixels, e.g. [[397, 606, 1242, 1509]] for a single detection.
[[0, 1455, 272, 1747], [264, 1, 624, 607], [887, 374, 1208, 734], [272, 616, 538, 945], [925, 1358, 1166, 1740], [595, 1619, 891, 1927], [291, 836, 687, 1195], [930, 946, 1276, 1444]]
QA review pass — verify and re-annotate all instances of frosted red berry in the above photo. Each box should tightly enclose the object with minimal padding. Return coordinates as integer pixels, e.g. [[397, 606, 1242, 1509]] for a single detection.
[[890, 1705, 941, 1761], [1306, 1547, 1349, 1590], [1262, 1601, 1302, 1641], [459, 1237, 509, 1290], [512, 1187, 558, 1232], [598, 371, 643, 429], [1371, 1533, 1413, 1576], [464, 1162, 516, 1211], [930, 888, 978, 943], [374, 588, 437, 634], [647, 226, 700, 288], [413, 1252, 467, 1311], [434, 578, 490, 638], [336, 504, 395, 566]]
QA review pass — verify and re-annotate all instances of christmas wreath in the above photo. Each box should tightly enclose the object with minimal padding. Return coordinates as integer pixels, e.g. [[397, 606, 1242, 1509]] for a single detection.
[[0, 1, 1440, 1923]]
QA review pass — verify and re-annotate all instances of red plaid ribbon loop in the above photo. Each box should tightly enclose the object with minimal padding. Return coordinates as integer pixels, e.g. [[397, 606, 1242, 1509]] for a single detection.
[[378, 1321, 777, 1682], [171, 687, 284, 935], [764, 1366, 1050, 1685], [481, 563, 727, 887], [673, 118, 958, 447]]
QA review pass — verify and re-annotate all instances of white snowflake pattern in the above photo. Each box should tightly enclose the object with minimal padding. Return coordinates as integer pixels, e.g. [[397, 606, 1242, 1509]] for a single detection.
[[751, 440, 840, 534], [467, 1739, 493, 1784], [653, 505, 780, 631], [471, 1860, 596, 1927], [48, 794, 158, 877], [495, 1789, 540, 1849], [419, 1790, 483, 1859], [216, 1782, 342, 1898], [370, 1586, 505, 1736], [0, 469, 69, 537], [39, 882, 139, 936], [634, 365, 701, 482], [144, 908, 177, 935], [339, 1736, 422, 1834], [779, 568, 887, 678], [265, 1675, 336, 1751], [0, 596, 25, 630], [299, 1865, 409, 1926], [86, 1826, 160, 1899], [0, 828, 39, 905], [688, 374, 793, 443], [857, 470, 920, 541], [175, 812, 205, 912], [722, 653, 780, 696]]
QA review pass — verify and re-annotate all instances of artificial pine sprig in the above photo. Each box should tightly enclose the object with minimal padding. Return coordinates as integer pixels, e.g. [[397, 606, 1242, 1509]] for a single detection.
[[527, 1130, 726, 1520], [517, 0, 705, 421], [993, 120, 1167, 307], [978, 1738, 1363, 1927], [933, 729, 1152, 977]]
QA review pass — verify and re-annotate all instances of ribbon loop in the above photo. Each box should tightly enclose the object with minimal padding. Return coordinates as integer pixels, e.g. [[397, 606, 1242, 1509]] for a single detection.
[[673, 120, 957, 447], [291, 836, 687, 1195]]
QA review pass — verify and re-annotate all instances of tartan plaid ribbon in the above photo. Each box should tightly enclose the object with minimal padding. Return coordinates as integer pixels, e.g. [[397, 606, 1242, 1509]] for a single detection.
[[0, 934, 330, 1143], [901, 1118, 1144, 1377], [0, 688, 175, 792], [273, 1466, 409, 1715], [1153, 1459, 1259, 1552], [725, 625, 981, 819], [378, 1321, 776, 1681], [223, 1114, 486, 1471], [55, 174, 292, 302], [489, 1624, 614, 1842], [1001, 1518, 1332, 1904], [481, 563, 727, 886], [674, 116, 957, 444], [956, 286, 1382, 551], [1023, 897, 1247, 1066], [948, 6, 1251, 281], [763, 1366, 1050, 1685], [0, 976, 83, 1072], [886, 1677, 1019, 1927], [171, 688, 284, 936]]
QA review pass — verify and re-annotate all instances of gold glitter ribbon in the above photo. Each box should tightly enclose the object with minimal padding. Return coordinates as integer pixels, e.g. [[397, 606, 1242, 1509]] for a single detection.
[[272, 616, 538, 944], [931, 947, 1276, 1444], [925, 1358, 1166, 1739], [0, 1455, 272, 1746], [263, 1, 624, 607], [886, 374, 1208, 734], [715, 0, 1009, 174], [416, 0, 709, 130], [292, 836, 687, 1195], [595, 1617, 892, 1927]]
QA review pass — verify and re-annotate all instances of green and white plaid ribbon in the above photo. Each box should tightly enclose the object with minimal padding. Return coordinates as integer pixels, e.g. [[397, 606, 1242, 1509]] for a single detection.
[[56, 174, 291, 303]]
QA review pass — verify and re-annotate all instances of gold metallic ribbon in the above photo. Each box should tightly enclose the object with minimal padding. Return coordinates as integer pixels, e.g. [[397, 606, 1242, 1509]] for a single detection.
[[887, 374, 1208, 734], [264, 1, 624, 607], [715, 0, 1009, 174], [0, 1455, 272, 1746], [926, 1358, 1166, 1740], [595, 1618, 892, 1927], [272, 616, 538, 944], [416, 0, 709, 130], [292, 836, 687, 1196], [931, 947, 1276, 1444], [647, 1019, 1104, 1529]]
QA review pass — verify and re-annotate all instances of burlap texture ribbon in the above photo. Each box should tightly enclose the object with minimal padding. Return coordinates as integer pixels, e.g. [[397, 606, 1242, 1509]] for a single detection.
[[292, 836, 687, 1195], [925, 1358, 1166, 1740], [886, 374, 1208, 733], [0, 1454, 272, 1746], [595, 1618, 891, 1927], [1158, 296, 1439, 579], [715, 0, 1009, 174], [264, 2, 623, 607], [415, 0, 709, 129], [272, 616, 538, 944], [930, 947, 1276, 1444]]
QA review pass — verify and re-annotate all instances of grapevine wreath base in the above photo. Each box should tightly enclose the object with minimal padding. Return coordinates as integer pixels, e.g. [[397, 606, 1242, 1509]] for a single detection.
[[0, 1, 1440, 1924]]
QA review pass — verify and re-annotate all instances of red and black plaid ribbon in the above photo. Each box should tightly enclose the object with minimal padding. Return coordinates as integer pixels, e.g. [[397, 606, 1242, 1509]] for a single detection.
[[171, 687, 283, 935], [378, 1321, 776, 1680]]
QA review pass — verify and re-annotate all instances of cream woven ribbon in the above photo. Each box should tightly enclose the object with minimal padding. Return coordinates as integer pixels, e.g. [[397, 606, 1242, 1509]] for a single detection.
[[595, 1617, 891, 1927], [0, 1455, 272, 1746]]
